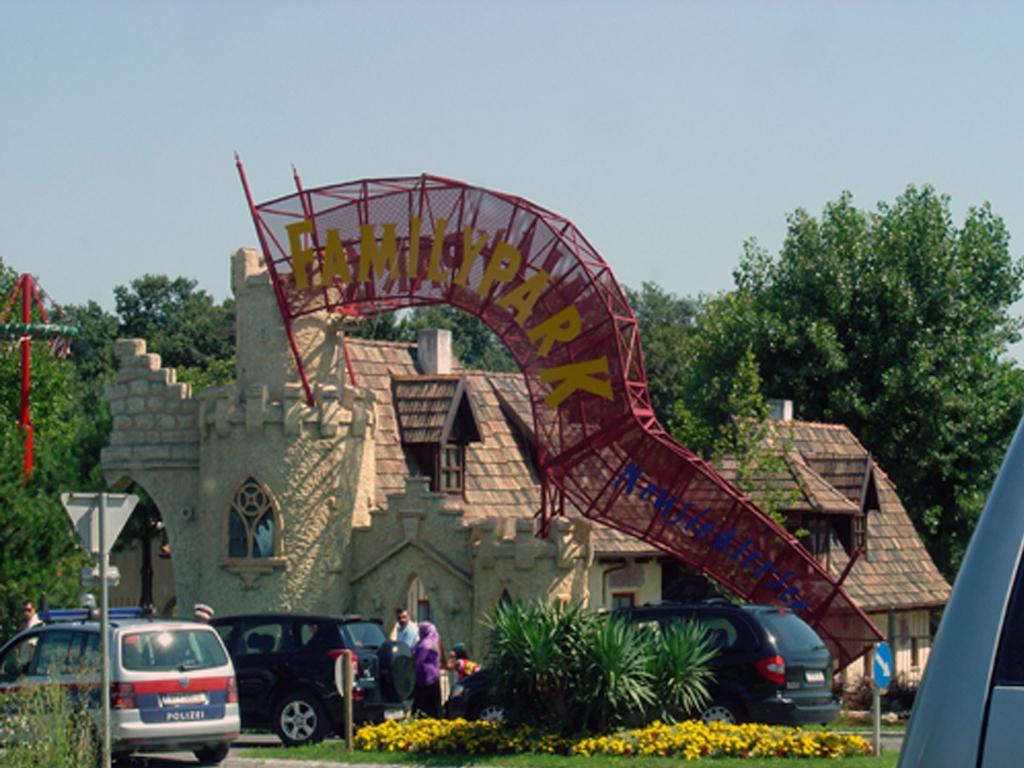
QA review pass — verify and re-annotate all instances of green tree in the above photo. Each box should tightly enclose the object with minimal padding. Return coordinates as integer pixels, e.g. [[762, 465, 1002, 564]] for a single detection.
[[346, 305, 517, 371], [114, 275, 234, 371], [405, 305, 516, 371], [676, 186, 1024, 576], [0, 348, 96, 637]]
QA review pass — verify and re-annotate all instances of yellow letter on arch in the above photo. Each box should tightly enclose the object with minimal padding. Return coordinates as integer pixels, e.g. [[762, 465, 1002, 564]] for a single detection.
[[539, 357, 613, 409], [358, 223, 400, 282], [286, 219, 317, 291], [527, 304, 582, 358], [497, 270, 550, 326]]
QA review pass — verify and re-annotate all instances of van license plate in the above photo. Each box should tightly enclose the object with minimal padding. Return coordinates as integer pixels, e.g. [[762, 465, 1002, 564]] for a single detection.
[[163, 693, 208, 706], [805, 670, 825, 684], [384, 709, 407, 721], [164, 709, 206, 721]]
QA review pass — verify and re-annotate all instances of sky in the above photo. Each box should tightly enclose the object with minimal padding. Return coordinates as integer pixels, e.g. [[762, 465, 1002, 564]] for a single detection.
[[2, 1, 1023, 354]]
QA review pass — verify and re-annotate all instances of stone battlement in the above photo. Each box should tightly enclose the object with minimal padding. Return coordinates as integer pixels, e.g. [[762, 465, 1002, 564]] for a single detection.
[[102, 339, 200, 471], [195, 380, 374, 439]]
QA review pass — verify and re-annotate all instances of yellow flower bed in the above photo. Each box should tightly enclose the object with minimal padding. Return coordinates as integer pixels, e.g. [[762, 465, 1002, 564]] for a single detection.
[[355, 718, 872, 760]]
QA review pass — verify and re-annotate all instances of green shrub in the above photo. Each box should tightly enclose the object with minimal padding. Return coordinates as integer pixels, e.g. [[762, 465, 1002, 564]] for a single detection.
[[484, 600, 716, 734], [648, 618, 717, 719], [575, 614, 658, 732], [0, 678, 98, 768]]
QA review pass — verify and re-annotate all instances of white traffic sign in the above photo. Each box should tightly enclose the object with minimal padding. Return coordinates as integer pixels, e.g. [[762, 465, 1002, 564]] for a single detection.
[[61, 492, 138, 556]]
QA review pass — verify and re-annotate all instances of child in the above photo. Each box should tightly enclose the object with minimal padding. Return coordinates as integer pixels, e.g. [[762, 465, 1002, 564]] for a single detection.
[[449, 642, 480, 681]]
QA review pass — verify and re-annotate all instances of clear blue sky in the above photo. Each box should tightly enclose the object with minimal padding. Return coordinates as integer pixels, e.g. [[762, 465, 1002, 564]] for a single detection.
[[3, 2, 1023, 353]]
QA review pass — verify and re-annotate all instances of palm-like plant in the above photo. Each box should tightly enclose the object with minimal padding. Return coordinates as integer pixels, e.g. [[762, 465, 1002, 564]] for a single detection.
[[484, 599, 591, 726], [485, 601, 718, 734], [575, 614, 658, 732], [648, 619, 718, 719]]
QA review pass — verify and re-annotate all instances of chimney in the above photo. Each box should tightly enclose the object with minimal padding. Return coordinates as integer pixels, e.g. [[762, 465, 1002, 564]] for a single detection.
[[417, 329, 452, 375], [766, 399, 793, 421]]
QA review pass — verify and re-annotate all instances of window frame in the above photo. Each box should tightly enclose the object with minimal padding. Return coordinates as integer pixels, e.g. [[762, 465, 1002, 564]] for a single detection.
[[220, 476, 286, 585], [436, 443, 464, 494]]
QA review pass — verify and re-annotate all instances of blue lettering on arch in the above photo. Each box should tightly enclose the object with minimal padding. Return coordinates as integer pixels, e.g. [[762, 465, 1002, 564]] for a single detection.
[[610, 455, 814, 615]]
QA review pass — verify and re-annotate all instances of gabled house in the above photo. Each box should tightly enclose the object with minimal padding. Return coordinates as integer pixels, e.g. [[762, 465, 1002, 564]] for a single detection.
[[714, 408, 951, 681], [103, 248, 949, 677]]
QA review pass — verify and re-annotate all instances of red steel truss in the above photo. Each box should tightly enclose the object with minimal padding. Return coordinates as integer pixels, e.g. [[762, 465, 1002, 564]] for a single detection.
[[239, 168, 883, 668]]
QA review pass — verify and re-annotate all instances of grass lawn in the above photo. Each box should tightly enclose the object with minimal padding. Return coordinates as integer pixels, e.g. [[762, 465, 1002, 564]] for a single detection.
[[240, 742, 901, 767]]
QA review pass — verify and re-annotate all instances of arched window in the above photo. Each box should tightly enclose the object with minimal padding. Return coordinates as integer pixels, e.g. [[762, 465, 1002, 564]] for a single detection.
[[406, 576, 431, 622], [227, 478, 280, 559]]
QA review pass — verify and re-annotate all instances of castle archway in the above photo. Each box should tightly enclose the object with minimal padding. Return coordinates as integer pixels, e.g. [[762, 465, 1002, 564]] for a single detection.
[[240, 171, 880, 667]]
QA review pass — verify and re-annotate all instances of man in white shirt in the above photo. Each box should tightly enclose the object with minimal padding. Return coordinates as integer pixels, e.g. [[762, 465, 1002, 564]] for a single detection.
[[394, 607, 418, 648], [19, 600, 41, 632]]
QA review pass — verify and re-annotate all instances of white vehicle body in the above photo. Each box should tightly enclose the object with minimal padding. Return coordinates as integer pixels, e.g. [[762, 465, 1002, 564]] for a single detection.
[[0, 611, 239, 762]]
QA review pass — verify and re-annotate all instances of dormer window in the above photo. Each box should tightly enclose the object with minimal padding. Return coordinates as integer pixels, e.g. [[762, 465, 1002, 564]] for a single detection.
[[439, 444, 464, 493], [393, 375, 482, 496]]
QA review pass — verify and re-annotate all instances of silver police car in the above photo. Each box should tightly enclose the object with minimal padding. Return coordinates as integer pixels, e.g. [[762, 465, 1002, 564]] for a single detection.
[[0, 608, 240, 764]]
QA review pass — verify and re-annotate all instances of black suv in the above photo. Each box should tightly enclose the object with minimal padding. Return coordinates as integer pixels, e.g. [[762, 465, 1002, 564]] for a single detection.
[[447, 602, 839, 726], [622, 602, 839, 726], [210, 613, 414, 745]]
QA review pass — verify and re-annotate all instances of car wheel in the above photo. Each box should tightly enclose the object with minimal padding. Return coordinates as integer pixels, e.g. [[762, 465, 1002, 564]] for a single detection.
[[194, 743, 230, 764], [701, 697, 744, 725], [472, 700, 507, 723], [273, 691, 329, 746]]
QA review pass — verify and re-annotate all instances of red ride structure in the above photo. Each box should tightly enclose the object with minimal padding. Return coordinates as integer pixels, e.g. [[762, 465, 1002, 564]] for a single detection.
[[238, 165, 884, 668], [0, 274, 77, 481]]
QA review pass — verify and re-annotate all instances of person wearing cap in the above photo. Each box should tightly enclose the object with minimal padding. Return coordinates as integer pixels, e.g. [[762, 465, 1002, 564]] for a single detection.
[[193, 603, 214, 623]]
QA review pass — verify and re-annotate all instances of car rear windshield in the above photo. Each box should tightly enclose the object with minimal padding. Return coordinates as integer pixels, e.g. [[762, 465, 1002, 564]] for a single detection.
[[338, 621, 387, 649], [121, 629, 228, 671], [756, 611, 827, 652]]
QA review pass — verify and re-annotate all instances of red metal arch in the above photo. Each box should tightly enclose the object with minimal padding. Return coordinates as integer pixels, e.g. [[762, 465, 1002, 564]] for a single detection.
[[239, 168, 881, 668]]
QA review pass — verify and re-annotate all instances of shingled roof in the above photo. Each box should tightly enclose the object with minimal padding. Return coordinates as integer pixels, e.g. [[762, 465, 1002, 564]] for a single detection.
[[345, 339, 542, 526], [718, 420, 950, 612], [392, 375, 481, 445], [715, 452, 860, 516], [343, 338, 948, 612]]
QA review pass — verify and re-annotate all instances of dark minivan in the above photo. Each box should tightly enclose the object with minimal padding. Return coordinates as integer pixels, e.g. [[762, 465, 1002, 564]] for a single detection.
[[211, 613, 414, 746], [622, 602, 840, 726]]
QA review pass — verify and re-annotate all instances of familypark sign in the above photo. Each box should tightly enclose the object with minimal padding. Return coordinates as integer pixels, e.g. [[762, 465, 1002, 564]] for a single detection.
[[238, 164, 882, 668]]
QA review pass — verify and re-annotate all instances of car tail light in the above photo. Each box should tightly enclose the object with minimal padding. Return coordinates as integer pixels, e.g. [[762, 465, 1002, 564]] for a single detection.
[[111, 682, 137, 710], [351, 687, 364, 701], [756, 655, 787, 685], [227, 676, 238, 704], [328, 648, 357, 668]]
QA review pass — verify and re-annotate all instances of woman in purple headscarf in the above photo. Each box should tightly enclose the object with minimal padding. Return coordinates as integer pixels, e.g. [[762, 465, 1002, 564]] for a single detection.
[[412, 621, 443, 717]]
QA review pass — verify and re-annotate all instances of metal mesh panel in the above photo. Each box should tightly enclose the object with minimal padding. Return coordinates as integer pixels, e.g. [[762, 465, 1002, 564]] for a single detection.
[[247, 173, 881, 669]]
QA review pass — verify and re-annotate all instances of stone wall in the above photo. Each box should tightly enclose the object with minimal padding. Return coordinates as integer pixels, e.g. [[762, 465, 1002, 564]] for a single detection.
[[351, 476, 593, 656], [101, 248, 379, 618]]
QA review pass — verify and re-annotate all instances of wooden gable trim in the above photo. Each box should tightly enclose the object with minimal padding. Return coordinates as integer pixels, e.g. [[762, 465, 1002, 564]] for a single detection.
[[439, 377, 482, 445]]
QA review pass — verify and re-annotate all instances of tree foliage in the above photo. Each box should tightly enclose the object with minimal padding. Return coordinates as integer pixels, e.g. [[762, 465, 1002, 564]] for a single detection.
[[672, 186, 1024, 576], [624, 282, 698, 434], [346, 305, 516, 371], [0, 296, 97, 637], [114, 274, 234, 371]]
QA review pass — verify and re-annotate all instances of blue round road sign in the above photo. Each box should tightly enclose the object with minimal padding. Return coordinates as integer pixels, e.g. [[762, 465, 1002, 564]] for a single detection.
[[873, 642, 893, 689]]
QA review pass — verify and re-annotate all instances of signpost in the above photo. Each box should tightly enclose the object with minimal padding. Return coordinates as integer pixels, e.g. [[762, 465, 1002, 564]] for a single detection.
[[61, 492, 138, 768], [871, 641, 893, 757]]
